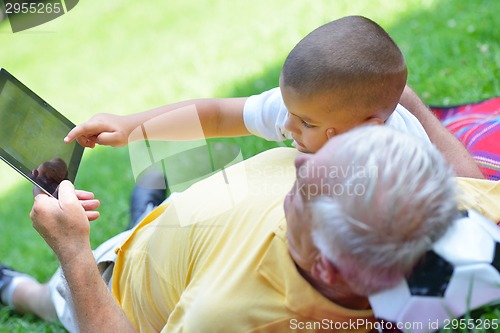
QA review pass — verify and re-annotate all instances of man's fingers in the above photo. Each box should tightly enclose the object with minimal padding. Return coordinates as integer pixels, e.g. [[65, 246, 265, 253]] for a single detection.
[[75, 189, 95, 200], [75, 189, 100, 213], [80, 199, 100, 211], [30, 193, 61, 235], [57, 181, 80, 208], [86, 211, 100, 222], [30, 193, 55, 220]]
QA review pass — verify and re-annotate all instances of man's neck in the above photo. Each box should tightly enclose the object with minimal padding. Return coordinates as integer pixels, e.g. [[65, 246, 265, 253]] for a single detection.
[[296, 264, 371, 310]]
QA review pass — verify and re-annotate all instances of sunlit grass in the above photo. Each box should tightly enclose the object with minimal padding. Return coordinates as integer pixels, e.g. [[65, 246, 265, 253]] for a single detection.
[[0, 0, 498, 331]]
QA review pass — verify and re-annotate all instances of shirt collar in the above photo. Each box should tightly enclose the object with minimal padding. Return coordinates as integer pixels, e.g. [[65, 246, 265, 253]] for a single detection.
[[257, 222, 374, 321]]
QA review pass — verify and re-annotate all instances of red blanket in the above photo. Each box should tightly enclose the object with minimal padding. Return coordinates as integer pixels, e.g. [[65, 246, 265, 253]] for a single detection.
[[431, 98, 500, 181]]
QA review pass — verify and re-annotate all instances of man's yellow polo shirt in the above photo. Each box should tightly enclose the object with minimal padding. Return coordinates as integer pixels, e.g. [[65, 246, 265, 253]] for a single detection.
[[112, 148, 375, 332], [112, 147, 500, 332], [456, 177, 500, 223]]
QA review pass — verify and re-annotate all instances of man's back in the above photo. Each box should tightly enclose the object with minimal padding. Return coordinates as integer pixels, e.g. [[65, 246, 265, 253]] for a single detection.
[[112, 147, 376, 332]]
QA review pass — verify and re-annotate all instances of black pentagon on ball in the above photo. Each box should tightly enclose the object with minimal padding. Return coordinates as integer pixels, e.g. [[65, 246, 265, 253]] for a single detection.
[[406, 250, 454, 297], [492, 242, 500, 273]]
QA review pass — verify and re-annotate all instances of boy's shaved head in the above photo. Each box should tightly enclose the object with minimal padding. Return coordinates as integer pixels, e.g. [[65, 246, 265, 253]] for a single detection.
[[281, 16, 407, 118]]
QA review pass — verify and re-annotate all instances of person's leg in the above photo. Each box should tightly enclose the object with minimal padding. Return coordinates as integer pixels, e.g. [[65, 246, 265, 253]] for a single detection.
[[2, 230, 134, 332], [0, 265, 56, 321], [12, 279, 56, 320], [128, 170, 168, 229]]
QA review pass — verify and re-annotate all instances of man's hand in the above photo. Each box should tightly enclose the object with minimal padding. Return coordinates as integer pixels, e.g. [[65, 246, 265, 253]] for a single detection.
[[30, 181, 100, 261], [65, 113, 135, 148], [31, 181, 136, 333]]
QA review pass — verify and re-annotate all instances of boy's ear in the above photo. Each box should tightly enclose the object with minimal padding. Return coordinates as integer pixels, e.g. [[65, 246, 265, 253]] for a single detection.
[[311, 255, 340, 286], [326, 128, 336, 139], [363, 117, 385, 126]]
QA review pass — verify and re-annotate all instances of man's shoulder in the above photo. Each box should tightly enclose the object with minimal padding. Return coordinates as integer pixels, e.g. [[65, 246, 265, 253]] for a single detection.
[[245, 147, 298, 165], [240, 147, 298, 190], [455, 177, 500, 223]]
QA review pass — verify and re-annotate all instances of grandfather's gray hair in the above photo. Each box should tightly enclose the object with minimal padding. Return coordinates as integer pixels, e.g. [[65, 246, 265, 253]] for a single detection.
[[310, 125, 459, 296]]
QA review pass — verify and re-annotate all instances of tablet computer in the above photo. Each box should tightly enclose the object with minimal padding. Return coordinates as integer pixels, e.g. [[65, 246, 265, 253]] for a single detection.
[[0, 68, 84, 197]]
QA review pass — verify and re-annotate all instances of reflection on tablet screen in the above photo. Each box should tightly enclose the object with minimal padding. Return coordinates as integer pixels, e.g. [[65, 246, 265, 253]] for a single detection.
[[0, 69, 83, 197]]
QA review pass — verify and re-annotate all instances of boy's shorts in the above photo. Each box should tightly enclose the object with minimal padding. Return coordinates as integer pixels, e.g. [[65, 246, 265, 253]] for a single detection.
[[48, 230, 132, 333]]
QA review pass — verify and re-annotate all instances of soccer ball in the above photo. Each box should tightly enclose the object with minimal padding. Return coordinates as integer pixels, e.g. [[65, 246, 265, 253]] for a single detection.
[[368, 209, 500, 333]]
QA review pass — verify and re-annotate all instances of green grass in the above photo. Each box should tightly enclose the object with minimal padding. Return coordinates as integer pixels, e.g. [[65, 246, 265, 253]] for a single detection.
[[0, 0, 499, 331]]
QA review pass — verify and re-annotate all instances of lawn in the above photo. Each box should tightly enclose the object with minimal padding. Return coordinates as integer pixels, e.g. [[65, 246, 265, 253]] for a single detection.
[[0, 0, 499, 331]]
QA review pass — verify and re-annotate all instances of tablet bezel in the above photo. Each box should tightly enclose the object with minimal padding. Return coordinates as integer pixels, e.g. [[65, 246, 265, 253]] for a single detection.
[[0, 68, 84, 197]]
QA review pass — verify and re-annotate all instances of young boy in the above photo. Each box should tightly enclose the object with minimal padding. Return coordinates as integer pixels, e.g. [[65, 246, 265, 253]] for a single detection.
[[65, 16, 482, 178]]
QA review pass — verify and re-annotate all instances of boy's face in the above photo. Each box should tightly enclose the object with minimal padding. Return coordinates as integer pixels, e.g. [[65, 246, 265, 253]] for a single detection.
[[284, 136, 340, 271], [281, 84, 377, 153]]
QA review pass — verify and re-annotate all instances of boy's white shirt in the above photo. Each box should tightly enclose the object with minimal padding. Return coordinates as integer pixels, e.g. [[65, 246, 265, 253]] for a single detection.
[[243, 87, 431, 145]]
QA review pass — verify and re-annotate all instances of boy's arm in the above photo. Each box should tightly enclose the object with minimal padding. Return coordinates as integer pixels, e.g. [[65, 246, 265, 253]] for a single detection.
[[66, 98, 249, 148], [400, 85, 484, 179]]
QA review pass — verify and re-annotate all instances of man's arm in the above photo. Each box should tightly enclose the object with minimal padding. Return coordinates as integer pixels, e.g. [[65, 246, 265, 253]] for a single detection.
[[30, 181, 136, 333], [65, 97, 249, 148], [400, 85, 484, 179]]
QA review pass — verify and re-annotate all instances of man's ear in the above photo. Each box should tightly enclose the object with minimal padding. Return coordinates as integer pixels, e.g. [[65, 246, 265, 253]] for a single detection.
[[311, 255, 340, 286]]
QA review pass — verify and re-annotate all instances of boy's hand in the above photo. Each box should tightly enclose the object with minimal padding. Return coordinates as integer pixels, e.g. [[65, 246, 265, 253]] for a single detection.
[[65, 113, 134, 148], [30, 181, 100, 259]]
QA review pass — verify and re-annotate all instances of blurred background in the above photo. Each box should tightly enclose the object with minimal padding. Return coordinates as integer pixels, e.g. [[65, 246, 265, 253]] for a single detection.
[[0, 0, 498, 330]]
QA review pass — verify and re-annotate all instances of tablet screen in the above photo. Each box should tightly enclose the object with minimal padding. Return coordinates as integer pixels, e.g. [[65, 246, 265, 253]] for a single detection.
[[0, 68, 83, 197]]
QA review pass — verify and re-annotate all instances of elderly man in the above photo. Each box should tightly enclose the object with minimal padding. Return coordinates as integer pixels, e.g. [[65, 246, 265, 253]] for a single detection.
[[1, 126, 498, 332]]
